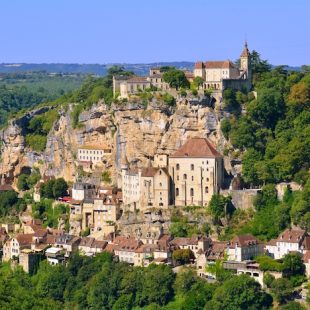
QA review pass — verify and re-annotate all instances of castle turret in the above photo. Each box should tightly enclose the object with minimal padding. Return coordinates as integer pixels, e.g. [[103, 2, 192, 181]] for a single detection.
[[240, 41, 251, 80]]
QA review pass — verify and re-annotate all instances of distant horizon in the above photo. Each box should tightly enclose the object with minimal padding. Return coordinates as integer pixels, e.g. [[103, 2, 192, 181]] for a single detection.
[[0, 61, 304, 68]]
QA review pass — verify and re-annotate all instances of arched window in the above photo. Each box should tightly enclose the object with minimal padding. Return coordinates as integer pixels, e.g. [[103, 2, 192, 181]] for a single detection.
[[191, 164, 194, 171], [205, 186, 209, 193], [190, 188, 194, 196], [176, 188, 179, 196], [183, 174, 187, 180], [176, 164, 180, 171]]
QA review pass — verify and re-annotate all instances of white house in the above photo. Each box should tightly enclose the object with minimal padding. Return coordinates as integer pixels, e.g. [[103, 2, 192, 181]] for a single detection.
[[227, 235, 263, 262], [265, 228, 310, 259]]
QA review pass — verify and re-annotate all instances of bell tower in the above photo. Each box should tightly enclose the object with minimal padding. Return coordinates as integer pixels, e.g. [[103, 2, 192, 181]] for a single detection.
[[240, 41, 251, 80]]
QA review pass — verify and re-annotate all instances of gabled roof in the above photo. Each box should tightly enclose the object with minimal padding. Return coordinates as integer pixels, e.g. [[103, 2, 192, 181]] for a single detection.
[[277, 228, 306, 244], [229, 235, 259, 248], [206, 241, 226, 260], [170, 137, 222, 158], [114, 237, 143, 252], [195, 61, 205, 69], [141, 167, 168, 178], [302, 236, 310, 250], [205, 60, 236, 69], [0, 184, 14, 192], [15, 234, 34, 246]]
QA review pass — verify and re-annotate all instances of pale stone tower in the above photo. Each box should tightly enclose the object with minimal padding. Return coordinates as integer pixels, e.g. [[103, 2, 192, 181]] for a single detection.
[[240, 41, 251, 80]]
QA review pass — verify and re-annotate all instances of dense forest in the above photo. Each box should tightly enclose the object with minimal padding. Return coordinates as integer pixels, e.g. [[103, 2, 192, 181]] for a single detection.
[[1, 251, 309, 309], [0, 72, 84, 126], [0, 253, 273, 310]]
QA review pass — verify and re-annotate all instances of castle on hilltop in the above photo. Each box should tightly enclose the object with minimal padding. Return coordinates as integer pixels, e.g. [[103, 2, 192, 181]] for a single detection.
[[194, 42, 252, 92], [113, 42, 252, 98]]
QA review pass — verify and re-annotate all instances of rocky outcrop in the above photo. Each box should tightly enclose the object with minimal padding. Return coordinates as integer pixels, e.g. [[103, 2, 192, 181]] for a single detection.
[[0, 98, 229, 186]]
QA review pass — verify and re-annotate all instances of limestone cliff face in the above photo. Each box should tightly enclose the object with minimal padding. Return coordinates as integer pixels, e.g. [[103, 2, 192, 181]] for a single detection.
[[0, 99, 228, 186]]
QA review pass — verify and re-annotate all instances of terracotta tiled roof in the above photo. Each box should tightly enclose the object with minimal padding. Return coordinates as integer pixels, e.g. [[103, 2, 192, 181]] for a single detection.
[[104, 243, 115, 253], [195, 61, 205, 69], [92, 240, 107, 249], [15, 234, 34, 246], [0, 184, 14, 192], [170, 137, 222, 158], [33, 229, 48, 238], [205, 60, 236, 69], [229, 235, 259, 248], [80, 237, 95, 247], [206, 241, 226, 260], [46, 235, 57, 244], [141, 167, 159, 177], [303, 250, 310, 263], [266, 238, 277, 246], [114, 237, 143, 252], [277, 229, 306, 243], [302, 236, 310, 250]]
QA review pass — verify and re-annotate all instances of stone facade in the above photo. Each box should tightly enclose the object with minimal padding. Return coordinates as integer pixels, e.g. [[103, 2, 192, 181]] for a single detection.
[[78, 146, 112, 165], [121, 166, 170, 210], [169, 137, 223, 207], [194, 42, 252, 92]]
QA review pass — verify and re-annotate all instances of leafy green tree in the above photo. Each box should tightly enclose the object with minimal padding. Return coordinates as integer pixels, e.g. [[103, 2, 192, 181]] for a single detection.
[[263, 272, 275, 288], [282, 253, 305, 278], [162, 93, 176, 106], [242, 148, 262, 186], [53, 178, 68, 198], [247, 88, 285, 129], [220, 119, 231, 140], [139, 264, 175, 306], [207, 274, 272, 310], [280, 301, 307, 310], [163, 69, 190, 90], [250, 50, 272, 76], [173, 268, 197, 295], [208, 194, 233, 223], [17, 174, 29, 191], [181, 280, 215, 310], [270, 278, 293, 304], [172, 249, 195, 265], [112, 294, 133, 310], [0, 190, 19, 216], [192, 76, 204, 89], [223, 88, 240, 112]]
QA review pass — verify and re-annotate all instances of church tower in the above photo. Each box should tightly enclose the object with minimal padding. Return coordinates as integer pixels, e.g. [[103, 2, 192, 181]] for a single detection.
[[240, 41, 251, 80]]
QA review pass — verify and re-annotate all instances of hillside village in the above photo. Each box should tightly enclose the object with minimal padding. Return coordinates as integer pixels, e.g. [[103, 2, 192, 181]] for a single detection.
[[0, 42, 310, 308]]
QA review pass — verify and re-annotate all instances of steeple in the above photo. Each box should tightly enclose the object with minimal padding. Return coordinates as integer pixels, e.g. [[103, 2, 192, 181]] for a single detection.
[[240, 41, 250, 57]]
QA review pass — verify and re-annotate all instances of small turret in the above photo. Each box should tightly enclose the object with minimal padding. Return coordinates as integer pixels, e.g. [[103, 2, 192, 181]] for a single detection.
[[239, 41, 251, 81]]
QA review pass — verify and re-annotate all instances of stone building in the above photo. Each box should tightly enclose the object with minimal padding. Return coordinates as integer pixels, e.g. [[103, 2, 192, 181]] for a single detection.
[[72, 182, 96, 201], [227, 235, 263, 262], [265, 228, 310, 260], [169, 137, 223, 207], [77, 146, 112, 166], [121, 166, 170, 210], [194, 42, 252, 91]]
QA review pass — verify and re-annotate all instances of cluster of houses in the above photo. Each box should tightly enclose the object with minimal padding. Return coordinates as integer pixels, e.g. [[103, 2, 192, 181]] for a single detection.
[[1, 218, 309, 286], [64, 137, 224, 236], [113, 42, 252, 98]]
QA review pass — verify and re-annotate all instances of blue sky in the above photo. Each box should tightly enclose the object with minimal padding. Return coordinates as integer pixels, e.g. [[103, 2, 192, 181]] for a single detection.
[[0, 0, 309, 65]]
